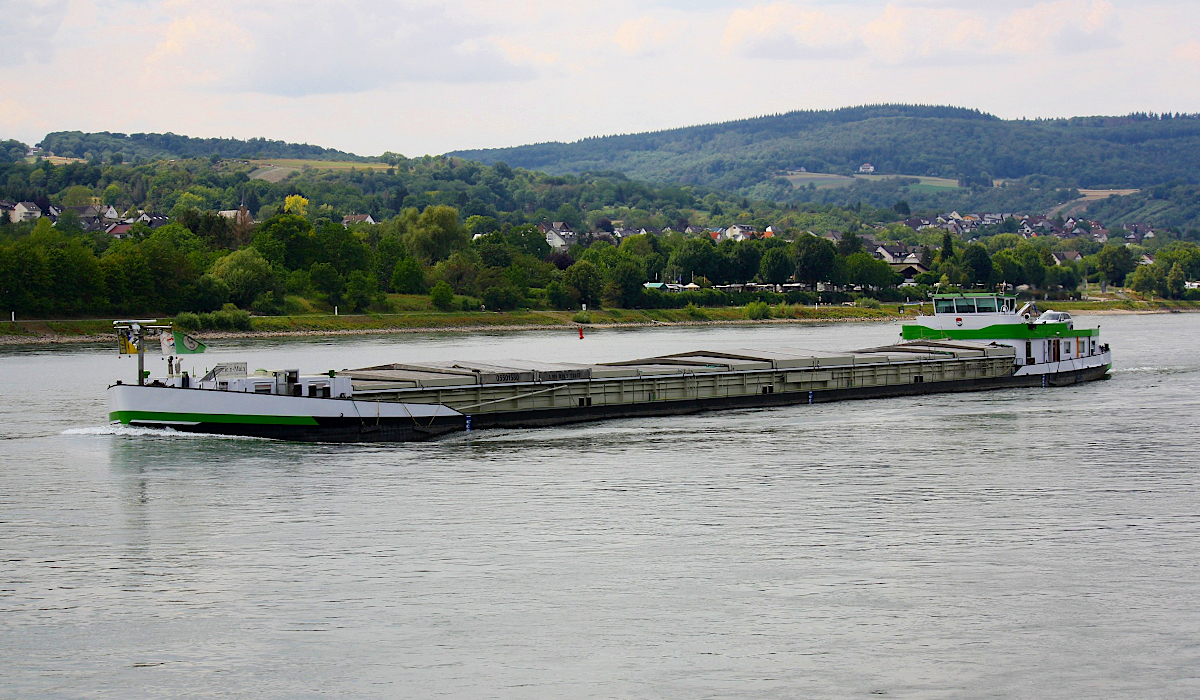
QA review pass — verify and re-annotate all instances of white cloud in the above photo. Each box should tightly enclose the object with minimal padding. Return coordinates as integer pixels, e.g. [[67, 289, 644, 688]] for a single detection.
[[992, 0, 1119, 54], [142, 0, 540, 96], [0, 0, 71, 65], [614, 16, 686, 56], [725, 0, 1121, 64], [1174, 41, 1200, 64], [722, 3, 862, 60], [0, 0, 1198, 156]]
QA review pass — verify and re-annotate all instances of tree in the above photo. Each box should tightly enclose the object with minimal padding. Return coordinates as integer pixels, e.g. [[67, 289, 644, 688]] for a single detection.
[[793, 235, 836, 286], [837, 230, 864, 256], [102, 183, 125, 206], [962, 244, 993, 286], [169, 192, 205, 218], [284, 194, 309, 216], [564, 260, 602, 307], [545, 280, 574, 309], [252, 214, 315, 269], [429, 280, 455, 310], [939, 231, 955, 263], [725, 242, 762, 283], [919, 246, 934, 268], [1096, 244, 1136, 287], [183, 275, 230, 312], [1128, 265, 1160, 297], [464, 215, 500, 236], [844, 252, 899, 289], [759, 248, 793, 285], [408, 205, 466, 262], [893, 200, 910, 216], [482, 283, 523, 311], [606, 259, 644, 308], [209, 248, 278, 308], [344, 271, 383, 311], [1167, 262, 1186, 299], [61, 185, 94, 206], [313, 222, 369, 273], [390, 258, 426, 293], [309, 262, 345, 304], [1016, 246, 1047, 288], [55, 210, 82, 236], [505, 224, 551, 259], [555, 203, 583, 231], [666, 239, 719, 283], [476, 237, 513, 268], [991, 250, 1022, 287]]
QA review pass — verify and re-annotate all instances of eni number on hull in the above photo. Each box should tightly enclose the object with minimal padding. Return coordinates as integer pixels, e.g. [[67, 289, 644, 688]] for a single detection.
[[108, 294, 1111, 443]]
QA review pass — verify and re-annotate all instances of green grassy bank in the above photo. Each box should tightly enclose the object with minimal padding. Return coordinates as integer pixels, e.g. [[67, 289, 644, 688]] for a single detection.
[[0, 304, 897, 343]]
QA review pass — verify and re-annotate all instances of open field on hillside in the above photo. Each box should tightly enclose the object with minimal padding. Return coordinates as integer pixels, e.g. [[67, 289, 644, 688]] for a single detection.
[[855, 174, 962, 189], [248, 158, 392, 182], [783, 172, 858, 189], [785, 171, 964, 191], [1079, 188, 1140, 200], [27, 155, 87, 165], [1049, 188, 1143, 218]]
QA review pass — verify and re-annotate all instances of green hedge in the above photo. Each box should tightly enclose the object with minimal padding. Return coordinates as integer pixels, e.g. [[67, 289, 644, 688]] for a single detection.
[[174, 305, 252, 331]]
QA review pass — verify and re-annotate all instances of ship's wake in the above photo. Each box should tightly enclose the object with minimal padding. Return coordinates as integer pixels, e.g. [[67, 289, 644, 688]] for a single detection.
[[62, 425, 262, 440]]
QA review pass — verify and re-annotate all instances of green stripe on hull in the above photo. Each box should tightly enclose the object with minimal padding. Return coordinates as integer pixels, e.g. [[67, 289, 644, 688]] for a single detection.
[[110, 411, 320, 426], [901, 323, 1099, 340]]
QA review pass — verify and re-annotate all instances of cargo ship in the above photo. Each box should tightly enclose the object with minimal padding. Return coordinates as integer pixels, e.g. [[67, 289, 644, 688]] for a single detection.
[[108, 294, 1111, 442]]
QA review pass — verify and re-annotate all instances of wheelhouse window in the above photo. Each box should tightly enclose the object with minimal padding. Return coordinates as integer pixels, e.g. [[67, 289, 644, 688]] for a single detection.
[[935, 299, 955, 314], [954, 298, 977, 314], [975, 297, 999, 313]]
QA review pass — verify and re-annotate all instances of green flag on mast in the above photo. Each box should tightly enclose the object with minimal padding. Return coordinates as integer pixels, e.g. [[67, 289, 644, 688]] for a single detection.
[[172, 330, 207, 354]]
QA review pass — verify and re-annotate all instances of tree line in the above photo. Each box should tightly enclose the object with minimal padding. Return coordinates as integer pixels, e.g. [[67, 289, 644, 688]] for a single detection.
[[5, 151, 1200, 318]]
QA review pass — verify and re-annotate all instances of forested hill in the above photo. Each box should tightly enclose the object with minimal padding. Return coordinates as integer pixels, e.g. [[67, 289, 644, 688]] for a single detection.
[[449, 105, 1200, 192], [38, 131, 368, 164]]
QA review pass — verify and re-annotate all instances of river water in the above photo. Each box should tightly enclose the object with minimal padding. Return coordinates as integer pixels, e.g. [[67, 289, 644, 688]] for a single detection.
[[1, 315, 1198, 699]]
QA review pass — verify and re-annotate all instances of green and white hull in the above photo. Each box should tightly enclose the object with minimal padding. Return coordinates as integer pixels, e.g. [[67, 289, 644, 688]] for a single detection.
[[108, 383, 465, 442]]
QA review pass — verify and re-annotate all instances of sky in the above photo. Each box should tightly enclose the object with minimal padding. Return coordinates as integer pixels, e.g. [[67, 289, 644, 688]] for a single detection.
[[2, 0, 1199, 157]]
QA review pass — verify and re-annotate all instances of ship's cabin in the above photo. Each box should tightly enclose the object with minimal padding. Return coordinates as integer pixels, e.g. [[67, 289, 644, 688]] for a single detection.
[[932, 294, 1017, 315]]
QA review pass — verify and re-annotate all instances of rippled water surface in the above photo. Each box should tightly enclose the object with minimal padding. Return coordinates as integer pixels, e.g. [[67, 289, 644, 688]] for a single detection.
[[2, 316, 1199, 699]]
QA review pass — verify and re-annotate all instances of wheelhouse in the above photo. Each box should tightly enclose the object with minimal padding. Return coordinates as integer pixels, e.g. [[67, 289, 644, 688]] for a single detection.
[[932, 294, 1017, 315]]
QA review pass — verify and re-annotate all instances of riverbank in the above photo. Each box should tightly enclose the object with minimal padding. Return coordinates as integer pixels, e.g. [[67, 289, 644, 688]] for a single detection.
[[2, 299, 1198, 346]]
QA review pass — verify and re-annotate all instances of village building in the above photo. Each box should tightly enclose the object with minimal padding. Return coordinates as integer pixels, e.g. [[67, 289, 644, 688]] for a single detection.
[[10, 201, 42, 223], [540, 221, 577, 251]]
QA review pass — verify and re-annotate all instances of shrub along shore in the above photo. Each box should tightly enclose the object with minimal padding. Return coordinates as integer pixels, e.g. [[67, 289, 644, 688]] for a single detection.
[[2, 298, 1197, 346]]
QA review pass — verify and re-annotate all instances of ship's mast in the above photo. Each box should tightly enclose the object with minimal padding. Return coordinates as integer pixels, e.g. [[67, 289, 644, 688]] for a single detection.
[[113, 319, 170, 385]]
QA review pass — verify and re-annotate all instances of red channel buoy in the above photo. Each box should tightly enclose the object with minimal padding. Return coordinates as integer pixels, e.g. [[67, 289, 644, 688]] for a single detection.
[[579, 327, 584, 339]]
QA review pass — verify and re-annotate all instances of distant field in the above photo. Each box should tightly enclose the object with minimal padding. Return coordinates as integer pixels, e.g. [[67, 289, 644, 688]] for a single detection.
[[27, 155, 87, 165], [783, 172, 856, 189], [248, 158, 391, 170], [1048, 188, 1142, 217], [785, 171, 963, 190], [248, 158, 392, 182], [855, 174, 962, 189], [1078, 188, 1140, 200]]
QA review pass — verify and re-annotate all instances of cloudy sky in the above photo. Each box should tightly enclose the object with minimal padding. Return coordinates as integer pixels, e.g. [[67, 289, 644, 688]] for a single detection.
[[2, 0, 1198, 156]]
